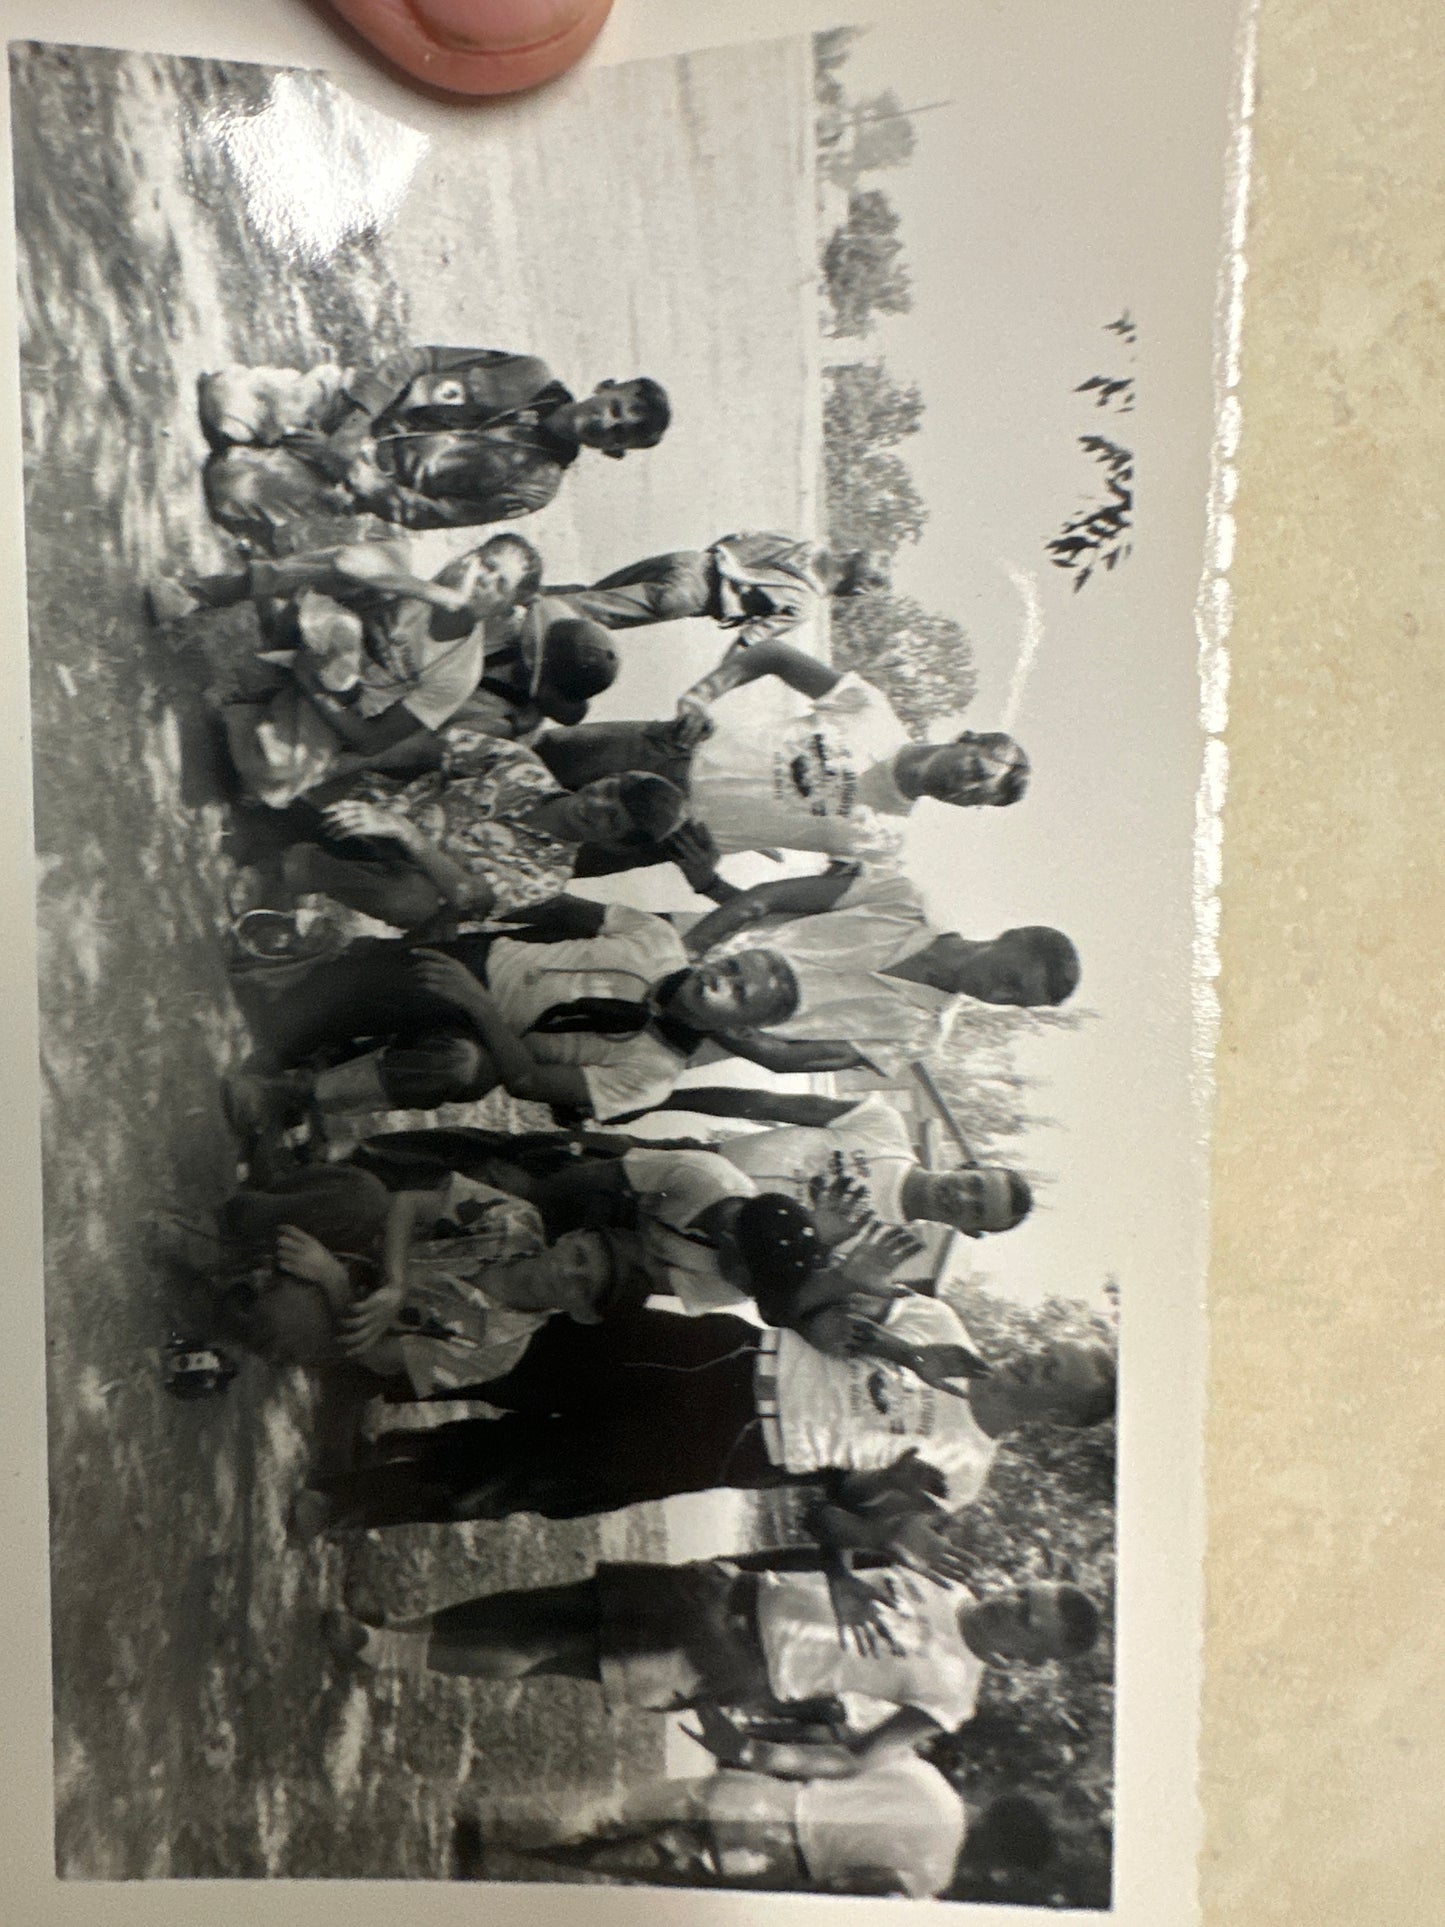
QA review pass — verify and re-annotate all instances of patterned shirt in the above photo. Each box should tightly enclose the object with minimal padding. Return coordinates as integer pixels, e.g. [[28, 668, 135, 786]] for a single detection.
[[356, 734, 578, 914]]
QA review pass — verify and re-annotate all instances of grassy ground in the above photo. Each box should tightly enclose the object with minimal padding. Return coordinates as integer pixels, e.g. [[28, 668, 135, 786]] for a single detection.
[[14, 43, 667, 1880]]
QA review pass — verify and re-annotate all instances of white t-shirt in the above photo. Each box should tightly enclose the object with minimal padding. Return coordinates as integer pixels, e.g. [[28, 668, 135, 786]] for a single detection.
[[756, 1570, 983, 1732], [690, 671, 911, 860], [485, 904, 692, 1121], [717, 1093, 917, 1223], [620, 1148, 758, 1314], [795, 1756, 968, 1899], [758, 1296, 998, 1502]]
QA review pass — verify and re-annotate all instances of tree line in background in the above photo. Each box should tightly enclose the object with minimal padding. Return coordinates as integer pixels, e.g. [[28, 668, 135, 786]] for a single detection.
[[813, 29, 975, 738]]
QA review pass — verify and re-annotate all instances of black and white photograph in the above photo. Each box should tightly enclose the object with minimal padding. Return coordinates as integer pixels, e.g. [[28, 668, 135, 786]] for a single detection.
[[6, 2, 1238, 1911]]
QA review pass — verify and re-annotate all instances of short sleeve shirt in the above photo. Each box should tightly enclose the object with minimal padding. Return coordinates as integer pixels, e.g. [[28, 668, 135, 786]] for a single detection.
[[620, 1148, 759, 1314], [484, 904, 693, 1122], [761, 1296, 998, 1502], [756, 1570, 984, 1731], [354, 594, 484, 732], [717, 1093, 918, 1223], [358, 735, 577, 913], [794, 1757, 968, 1898], [689, 671, 912, 859]]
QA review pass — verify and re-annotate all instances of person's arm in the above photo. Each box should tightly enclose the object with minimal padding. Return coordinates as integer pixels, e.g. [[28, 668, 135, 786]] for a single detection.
[[719, 1031, 867, 1075], [408, 950, 594, 1111], [334, 1188, 434, 1355], [327, 543, 474, 612], [682, 637, 844, 707], [649, 1087, 856, 1126], [683, 863, 860, 955], [327, 728, 445, 783], [320, 799, 496, 916], [289, 660, 431, 756]]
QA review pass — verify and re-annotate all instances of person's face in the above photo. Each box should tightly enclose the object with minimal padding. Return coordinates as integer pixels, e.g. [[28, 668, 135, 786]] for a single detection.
[[915, 739, 1015, 809], [951, 933, 1053, 1007], [932, 1167, 1018, 1235], [559, 778, 634, 845], [569, 380, 655, 450], [964, 1584, 1072, 1665], [538, 1231, 613, 1324], [670, 950, 790, 1032], [455, 543, 531, 617], [990, 1342, 1108, 1424]]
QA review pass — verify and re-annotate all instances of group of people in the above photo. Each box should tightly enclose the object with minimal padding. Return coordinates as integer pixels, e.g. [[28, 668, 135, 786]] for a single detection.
[[150, 336, 1112, 1899]]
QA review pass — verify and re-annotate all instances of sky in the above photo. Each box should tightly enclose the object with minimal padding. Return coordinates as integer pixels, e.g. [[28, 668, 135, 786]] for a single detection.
[[790, 15, 1235, 1309]]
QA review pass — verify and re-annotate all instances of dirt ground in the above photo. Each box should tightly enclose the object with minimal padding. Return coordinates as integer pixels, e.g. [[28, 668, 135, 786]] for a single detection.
[[14, 44, 672, 1879]]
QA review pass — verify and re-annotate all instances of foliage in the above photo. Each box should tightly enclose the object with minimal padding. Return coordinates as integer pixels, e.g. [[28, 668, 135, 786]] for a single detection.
[[821, 188, 913, 337], [819, 89, 919, 189], [919, 1004, 1084, 1163], [931, 1287, 1118, 1906], [823, 359, 927, 552], [1046, 316, 1137, 592], [831, 591, 976, 737]]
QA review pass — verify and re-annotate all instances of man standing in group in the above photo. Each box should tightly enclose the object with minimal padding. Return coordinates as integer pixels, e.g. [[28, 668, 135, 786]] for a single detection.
[[296, 1285, 1115, 1528], [555, 529, 889, 648], [197, 343, 671, 546], [535, 635, 1029, 885]]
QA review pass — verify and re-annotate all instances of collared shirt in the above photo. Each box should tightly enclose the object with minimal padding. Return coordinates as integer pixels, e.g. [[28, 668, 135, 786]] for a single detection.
[[689, 671, 911, 859], [717, 1093, 918, 1223], [754, 1296, 998, 1501], [708, 530, 836, 647], [756, 1569, 984, 1732], [712, 866, 956, 1076], [620, 1148, 759, 1315], [484, 903, 694, 1121]]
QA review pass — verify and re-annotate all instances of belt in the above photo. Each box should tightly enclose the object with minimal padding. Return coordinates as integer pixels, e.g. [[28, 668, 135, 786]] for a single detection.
[[753, 1327, 785, 1463]]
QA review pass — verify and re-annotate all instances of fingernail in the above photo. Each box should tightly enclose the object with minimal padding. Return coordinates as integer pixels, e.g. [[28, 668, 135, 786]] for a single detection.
[[408, 0, 593, 55]]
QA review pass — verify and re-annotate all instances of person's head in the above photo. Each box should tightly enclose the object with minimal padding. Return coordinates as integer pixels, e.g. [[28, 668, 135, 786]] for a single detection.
[[666, 946, 800, 1034], [963, 1793, 1057, 1876], [984, 1339, 1117, 1430], [440, 532, 543, 616], [528, 1228, 620, 1325], [909, 1165, 1033, 1237], [721, 1193, 826, 1315], [561, 377, 671, 456], [928, 926, 1080, 1007], [960, 1580, 1103, 1666], [557, 772, 688, 847], [906, 732, 1030, 809], [532, 615, 620, 717], [832, 547, 891, 598]]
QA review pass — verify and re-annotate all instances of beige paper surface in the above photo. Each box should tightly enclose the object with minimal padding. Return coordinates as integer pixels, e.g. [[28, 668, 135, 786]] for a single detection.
[[1203, 0, 1445, 1920]]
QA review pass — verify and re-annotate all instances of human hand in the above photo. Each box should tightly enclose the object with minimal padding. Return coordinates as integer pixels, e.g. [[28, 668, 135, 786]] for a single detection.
[[412, 946, 484, 1011], [324, 799, 413, 845], [805, 1172, 874, 1250], [325, 0, 612, 99], [826, 1566, 902, 1659], [275, 1225, 349, 1291], [666, 820, 721, 892], [670, 694, 716, 750], [337, 1281, 405, 1357], [887, 1507, 977, 1588], [836, 1221, 923, 1292]]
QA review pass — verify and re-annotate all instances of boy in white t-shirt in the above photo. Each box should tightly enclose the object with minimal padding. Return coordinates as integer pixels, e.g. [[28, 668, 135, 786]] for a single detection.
[[456, 1765, 1056, 1898]]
